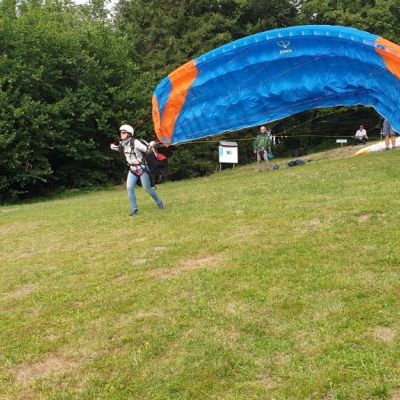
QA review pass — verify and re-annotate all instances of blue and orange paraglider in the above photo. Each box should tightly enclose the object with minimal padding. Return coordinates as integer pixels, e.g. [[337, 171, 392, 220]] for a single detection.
[[152, 25, 400, 145]]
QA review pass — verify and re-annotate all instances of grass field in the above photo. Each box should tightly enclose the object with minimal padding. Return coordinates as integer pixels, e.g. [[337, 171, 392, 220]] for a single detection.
[[1, 148, 400, 399]]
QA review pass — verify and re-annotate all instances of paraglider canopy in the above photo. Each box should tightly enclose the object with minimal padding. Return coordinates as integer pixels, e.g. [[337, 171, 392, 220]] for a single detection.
[[152, 25, 400, 146]]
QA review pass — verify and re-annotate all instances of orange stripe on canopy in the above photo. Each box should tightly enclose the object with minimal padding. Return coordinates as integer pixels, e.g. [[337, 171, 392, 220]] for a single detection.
[[152, 95, 161, 140], [153, 60, 198, 145], [376, 37, 400, 80]]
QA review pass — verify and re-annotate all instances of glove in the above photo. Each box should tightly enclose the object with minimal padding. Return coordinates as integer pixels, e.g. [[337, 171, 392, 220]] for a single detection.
[[110, 143, 119, 151]]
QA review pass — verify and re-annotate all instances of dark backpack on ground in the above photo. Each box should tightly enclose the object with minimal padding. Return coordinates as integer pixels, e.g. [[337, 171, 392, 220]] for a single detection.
[[287, 159, 306, 167]]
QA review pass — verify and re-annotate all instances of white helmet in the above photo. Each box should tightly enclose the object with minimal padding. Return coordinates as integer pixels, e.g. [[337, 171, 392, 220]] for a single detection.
[[119, 124, 134, 135]]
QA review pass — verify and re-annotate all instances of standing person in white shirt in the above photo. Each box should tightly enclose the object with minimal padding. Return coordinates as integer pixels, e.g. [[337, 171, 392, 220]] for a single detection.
[[354, 125, 368, 144], [110, 124, 164, 216]]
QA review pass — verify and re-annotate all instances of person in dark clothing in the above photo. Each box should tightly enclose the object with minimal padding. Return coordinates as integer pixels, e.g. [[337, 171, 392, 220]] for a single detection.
[[253, 126, 272, 172]]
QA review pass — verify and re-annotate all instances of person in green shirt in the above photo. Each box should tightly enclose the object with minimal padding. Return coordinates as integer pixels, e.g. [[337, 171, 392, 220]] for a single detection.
[[253, 126, 272, 172]]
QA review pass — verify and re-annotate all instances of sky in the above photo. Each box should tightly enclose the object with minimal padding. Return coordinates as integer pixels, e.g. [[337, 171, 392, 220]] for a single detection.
[[72, 0, 117, 13]]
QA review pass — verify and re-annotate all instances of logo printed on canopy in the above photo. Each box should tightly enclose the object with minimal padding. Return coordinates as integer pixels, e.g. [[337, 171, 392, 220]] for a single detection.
[[277, 40, 293, 54]]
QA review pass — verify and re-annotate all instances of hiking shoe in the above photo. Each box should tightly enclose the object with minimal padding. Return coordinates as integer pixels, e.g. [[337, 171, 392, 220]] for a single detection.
[[129, 209, 138, 216], [157, 201, 165, 210]]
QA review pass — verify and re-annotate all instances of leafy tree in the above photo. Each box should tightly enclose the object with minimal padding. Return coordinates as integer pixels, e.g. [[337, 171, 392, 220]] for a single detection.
[[296, 0, 400, 41], [0, 2, 143, 199]]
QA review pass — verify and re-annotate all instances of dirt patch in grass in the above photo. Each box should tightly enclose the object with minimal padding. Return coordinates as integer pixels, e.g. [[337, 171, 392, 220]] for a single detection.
[[0, 207, 20, 213], [3, 283, 38, 301], [272, 352, 291, 366], [295, 219, 322, 234], [113, 274, 131, 283], [358, 214, 371, 222], [131, 258, 147, 266], [214, 326, 241, 348], [152, 246, 167, 252], [390, 389, 400, 400], [356, 211, 386, 223], [222, 300, 250, 316], [12, 354, 79, 384], [44, 264, 58, 271], [360, 270, 377, 283], [0, 222, 39, 235], [149, 253, 226, 279], [240, 374, 276, 391], [134, 309, 165, 319], [180, 253, 226, 269], [253, 374, 276, 389], [305, 219, 323, 228], [372, 326, 396, 343], [230, 226, 259, 241], [295, 217, 332, 234]]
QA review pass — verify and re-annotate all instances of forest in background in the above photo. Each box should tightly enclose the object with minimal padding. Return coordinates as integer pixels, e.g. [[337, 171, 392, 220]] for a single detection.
[[1, 0, 399, 200]]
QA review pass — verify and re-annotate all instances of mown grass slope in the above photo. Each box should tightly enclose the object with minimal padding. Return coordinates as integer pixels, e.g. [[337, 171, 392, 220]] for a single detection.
[[1, 149, 399, 399]]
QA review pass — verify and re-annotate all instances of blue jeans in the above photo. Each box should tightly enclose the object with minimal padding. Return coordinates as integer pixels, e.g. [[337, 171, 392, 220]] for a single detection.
[[126, 169, 162, 211]]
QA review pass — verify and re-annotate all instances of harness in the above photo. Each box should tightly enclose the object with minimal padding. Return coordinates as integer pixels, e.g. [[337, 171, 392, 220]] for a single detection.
[[119, 138, 160, 186], [118, 138, 147, 175]]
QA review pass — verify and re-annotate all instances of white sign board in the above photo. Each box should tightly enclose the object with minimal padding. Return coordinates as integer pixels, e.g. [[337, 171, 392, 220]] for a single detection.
[[336, 139, 348, 144], [219, 141, 238, 164]]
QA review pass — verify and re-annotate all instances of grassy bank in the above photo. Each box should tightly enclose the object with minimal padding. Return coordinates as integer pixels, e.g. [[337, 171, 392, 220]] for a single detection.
[[1, 149, 399, 399]]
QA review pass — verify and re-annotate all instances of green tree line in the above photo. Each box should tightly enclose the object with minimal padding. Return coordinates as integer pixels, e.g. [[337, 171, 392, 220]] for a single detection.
[[0, 0, 399, 200]]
